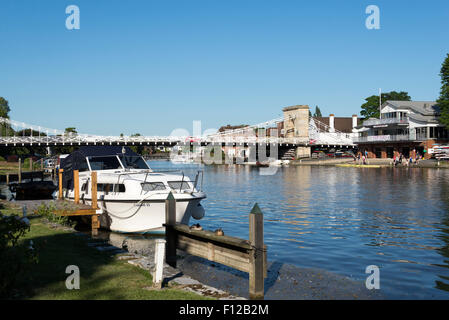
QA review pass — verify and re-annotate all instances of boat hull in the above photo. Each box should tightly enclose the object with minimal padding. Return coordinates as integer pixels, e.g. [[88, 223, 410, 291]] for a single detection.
[[83, 198, 203, 234]]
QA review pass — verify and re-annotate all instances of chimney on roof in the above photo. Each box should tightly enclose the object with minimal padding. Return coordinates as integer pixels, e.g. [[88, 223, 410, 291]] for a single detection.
[[329, 114, 335, 132], [352, 114, 358, 128]]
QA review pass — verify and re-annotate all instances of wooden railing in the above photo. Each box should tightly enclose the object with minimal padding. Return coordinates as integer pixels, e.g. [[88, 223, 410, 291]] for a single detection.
[[163, 192, 267, 299]]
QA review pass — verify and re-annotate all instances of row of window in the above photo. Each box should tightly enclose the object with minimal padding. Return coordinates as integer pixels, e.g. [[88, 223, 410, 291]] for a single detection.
[[362, 127, 449, 139], [80, 181, 191, 194], [381, 112, 408, 119], [75, 156, 150, 172], [141, 181, 191, 192]]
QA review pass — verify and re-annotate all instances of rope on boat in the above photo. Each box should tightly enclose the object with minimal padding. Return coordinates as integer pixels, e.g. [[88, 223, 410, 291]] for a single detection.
[[100, 192, 172, 220]]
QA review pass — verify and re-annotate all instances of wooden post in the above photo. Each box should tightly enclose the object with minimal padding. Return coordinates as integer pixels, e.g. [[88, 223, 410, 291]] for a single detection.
[[153, 239, 166, 288], [91, 171, 97, 210], [40, 158, 43, 171], [165, 192, 177, 268], [18, 158, 22, 183], [91, 215, 99, 236], [30, 158, 34, 182], [73, 170, 79, 204], [6, 173, 9, 185], [58, 169, 64, 199], [249, 203, 264, 300], [91, 171, 98, 236]]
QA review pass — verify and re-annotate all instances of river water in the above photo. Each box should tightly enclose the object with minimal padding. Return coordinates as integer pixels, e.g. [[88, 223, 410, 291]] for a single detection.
[[148, 160, 449, 299]]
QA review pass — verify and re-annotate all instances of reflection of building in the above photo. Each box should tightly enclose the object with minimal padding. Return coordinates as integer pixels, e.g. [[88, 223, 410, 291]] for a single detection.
[[354, 100, 448, 159]]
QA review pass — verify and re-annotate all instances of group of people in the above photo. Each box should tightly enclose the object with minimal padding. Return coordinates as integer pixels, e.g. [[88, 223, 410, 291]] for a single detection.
[[353, 150, 423, 166], [355, 151, 369, 165], [393, 152, 422, 166]]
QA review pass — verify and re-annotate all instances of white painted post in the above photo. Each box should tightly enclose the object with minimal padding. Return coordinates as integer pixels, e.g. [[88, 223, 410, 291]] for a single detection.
[[153, 239, 166, 289]]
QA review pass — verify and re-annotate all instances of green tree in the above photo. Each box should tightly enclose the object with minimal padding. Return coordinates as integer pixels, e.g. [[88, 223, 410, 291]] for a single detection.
[[360, 91, 411, 120], [313, 106, 322, 117], [129, 133, 144, 154], [0, 97, 11, 118], [64, 127, 77, 135], [437, 54, 449, 129], [0, 97, 12, 137]]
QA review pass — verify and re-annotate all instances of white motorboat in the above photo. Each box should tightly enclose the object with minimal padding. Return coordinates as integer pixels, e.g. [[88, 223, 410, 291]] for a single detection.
[[170, 153, 194, 164], [57, 146, 206, 234]]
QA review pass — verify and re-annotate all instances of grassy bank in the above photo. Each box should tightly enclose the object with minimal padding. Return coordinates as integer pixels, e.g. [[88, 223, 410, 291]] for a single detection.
[[1, 202, 209, 300]]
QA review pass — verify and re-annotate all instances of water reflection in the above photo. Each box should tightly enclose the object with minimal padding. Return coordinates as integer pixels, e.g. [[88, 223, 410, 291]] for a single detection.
[[155, 162, 449, 299]]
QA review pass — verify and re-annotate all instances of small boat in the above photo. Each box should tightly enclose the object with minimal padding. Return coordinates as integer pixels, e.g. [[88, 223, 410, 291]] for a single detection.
[[170, 154, 194, 164], [10, 181, 57, 200], [57, 146, 206, 234]]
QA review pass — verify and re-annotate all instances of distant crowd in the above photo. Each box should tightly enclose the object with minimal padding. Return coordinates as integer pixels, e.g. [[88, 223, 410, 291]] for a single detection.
[[354, 150, 423, 166]]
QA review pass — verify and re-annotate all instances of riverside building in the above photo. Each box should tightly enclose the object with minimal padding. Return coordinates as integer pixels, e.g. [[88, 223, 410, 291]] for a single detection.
[[354, 100, 448, 159]]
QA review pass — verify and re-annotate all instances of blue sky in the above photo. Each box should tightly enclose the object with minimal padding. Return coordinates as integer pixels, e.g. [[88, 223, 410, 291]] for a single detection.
[[0, 0, 448, 136]]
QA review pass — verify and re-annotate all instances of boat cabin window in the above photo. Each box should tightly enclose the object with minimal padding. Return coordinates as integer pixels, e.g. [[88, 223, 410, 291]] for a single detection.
[[88, 156, 122, 170], [81, 183, 125, 193], [141, 182, 166, 192], [168, 181, 191, 191], [78, 159, 90, 172], [119, 155, 149, 169], [97, 183, 126, 193]]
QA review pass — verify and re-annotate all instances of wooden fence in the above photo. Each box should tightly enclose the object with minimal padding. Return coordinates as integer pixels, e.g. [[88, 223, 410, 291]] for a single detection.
[[164, 192, 267, 299]]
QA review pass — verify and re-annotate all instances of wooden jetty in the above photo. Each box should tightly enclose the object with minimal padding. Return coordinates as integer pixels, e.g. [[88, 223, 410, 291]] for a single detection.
[[163, 192, 267, 300], [0, 157, 55, 184], [55, 169, 100, 235]]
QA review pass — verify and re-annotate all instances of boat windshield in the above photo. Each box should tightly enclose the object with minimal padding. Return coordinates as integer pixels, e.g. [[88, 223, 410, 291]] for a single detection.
[[119, 155, 150, 169], [88, 156, 122, 170]]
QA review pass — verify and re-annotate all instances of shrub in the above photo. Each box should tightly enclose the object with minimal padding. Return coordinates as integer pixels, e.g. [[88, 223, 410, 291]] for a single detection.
[[35, 202, 75, 227], [0, 213, 37, 298]]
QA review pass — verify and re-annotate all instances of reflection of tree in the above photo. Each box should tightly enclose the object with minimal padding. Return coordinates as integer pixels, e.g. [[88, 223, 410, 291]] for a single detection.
[[435, 179, 449, 293]]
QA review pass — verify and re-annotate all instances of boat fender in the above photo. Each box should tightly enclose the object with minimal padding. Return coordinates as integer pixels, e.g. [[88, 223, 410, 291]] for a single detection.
[[191, 203, 205, 220], [214, 228, 224, 236]]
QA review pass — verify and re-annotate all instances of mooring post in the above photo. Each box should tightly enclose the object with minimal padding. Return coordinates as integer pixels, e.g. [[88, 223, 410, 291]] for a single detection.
[[91, 171, 97, 209], [153, 239, 166, 289], [30, 158, 34, 182], [165, 192, 177, 268], [58, 169, 64, 199], [18, 158, 22, 184], [73, 170, 79, 204], [249, 203, 264, 300], [91, 171, 99, 236]]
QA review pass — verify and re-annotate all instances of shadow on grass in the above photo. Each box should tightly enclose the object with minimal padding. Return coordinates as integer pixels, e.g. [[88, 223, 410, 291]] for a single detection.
[[13, 228, 142, 300]]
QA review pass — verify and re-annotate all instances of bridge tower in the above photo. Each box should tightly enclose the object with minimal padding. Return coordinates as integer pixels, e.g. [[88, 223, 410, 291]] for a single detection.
[[283, 105, 310, 158]]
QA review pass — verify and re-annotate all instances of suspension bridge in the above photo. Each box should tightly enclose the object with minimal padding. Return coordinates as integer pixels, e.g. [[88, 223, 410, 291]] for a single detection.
[[0, 111, 355, 148]]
